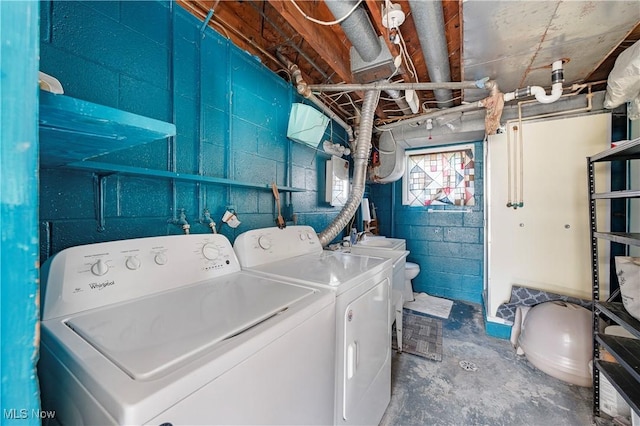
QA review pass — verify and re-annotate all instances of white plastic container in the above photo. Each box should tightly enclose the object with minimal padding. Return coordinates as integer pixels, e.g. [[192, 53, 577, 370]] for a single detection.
[[599, 325, 636, 418], [599, 372, 630, 417], [518, 301, 592, 387]]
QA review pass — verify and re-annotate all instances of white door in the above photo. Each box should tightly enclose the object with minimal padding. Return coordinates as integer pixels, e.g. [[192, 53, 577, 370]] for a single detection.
[[486, 113, 611, 319], [342, 278, 390, 422]]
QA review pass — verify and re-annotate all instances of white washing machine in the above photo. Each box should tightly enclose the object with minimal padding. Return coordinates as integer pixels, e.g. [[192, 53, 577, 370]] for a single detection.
[[234, 225, 393, 426], [38, 234, 335, 425]]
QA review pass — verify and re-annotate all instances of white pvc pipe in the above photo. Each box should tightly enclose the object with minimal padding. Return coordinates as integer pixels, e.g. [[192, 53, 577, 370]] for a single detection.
[[504, 60, 564, 104]]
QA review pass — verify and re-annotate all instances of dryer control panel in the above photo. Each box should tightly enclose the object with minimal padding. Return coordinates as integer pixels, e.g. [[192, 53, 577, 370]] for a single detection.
[[234, 225, 322, 267], [41, 234, 241, 320]]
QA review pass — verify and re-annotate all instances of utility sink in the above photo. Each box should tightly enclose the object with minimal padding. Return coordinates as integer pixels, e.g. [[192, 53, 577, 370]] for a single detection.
[[358, 239, 392, 247], [355, 237, 405, 251]]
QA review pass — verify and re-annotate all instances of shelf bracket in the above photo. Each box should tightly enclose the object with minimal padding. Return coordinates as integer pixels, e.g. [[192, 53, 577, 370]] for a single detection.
[[93, 173, 108, 232]]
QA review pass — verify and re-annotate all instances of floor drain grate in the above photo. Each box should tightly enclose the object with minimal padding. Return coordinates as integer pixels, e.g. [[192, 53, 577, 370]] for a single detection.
[[459, 360, 478, 371]]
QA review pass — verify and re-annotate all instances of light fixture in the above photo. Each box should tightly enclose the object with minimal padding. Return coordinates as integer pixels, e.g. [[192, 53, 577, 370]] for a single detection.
[[381, 2, 405, 30]]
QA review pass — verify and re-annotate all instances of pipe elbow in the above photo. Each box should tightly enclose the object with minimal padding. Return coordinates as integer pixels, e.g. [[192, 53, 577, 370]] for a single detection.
[[533, 60, 564, 103], [531, 83, 563, 104], [297, 82, 312, 98]]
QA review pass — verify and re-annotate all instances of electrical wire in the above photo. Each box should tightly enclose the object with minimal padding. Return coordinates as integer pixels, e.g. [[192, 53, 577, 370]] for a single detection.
[[344, 92, 361, 114], [379, 94, 408, 102], [397, 28, 419, 83], [291, 0, 365, 26], [421, 95, 463, 106], [382, 106, 412, 114]]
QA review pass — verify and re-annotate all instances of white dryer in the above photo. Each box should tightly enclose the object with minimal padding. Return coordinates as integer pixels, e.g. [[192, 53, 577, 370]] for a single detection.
[[234, 225, 393, 426], [351, 236, 412, 302], [38, 234, 335, 425]]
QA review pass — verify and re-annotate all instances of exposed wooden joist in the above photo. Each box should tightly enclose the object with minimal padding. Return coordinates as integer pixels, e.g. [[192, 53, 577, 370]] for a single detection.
[[267, 0, 353, 84]]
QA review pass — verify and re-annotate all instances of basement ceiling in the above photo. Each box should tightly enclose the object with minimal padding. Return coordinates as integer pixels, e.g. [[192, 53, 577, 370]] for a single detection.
[[179, 0, 640, 132]]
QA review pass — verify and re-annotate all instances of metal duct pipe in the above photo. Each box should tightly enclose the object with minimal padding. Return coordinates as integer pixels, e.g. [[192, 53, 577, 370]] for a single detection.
[[308, 80, 493, 92], [325, 1, 414, 116], [324, 0, 381, 62], [385, 89, 412, 115], [378, 91, 606, 149], [408, 0, 454, 108], [378, 113, 486, 151], [377, 101, 484, 131], [318, 90, 380, 246]]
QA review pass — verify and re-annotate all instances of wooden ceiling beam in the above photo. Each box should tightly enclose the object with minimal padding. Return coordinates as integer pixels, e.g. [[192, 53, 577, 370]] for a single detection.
[[267, 0, 353, 84]]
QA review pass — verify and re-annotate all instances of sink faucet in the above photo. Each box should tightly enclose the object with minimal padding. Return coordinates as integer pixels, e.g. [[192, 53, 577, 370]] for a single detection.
[[203, 209, 217, 234], [178, 209, 190, 235], [357, 231, 374, 242]]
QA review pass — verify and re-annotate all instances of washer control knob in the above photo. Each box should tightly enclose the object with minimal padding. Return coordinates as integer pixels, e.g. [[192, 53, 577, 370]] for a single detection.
[[202, 243, 220, 260], [299, 233, 307, 240], [258, 235, 272, 250], [154, 253, 168, 265], [307, 232, 315, 240], [90, 259, 109, 276], [125, 256, 141, 270]]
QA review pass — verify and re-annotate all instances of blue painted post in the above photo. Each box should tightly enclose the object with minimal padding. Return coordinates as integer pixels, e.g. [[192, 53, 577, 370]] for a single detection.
[[0, 0, 41, 424]]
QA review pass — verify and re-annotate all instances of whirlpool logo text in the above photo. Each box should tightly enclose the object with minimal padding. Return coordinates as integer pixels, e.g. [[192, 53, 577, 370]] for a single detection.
[[88, 280, 115, 290]]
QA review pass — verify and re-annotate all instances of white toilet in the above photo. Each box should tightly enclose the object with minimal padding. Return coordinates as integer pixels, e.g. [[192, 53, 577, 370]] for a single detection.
[[404, 262, 420, 302]]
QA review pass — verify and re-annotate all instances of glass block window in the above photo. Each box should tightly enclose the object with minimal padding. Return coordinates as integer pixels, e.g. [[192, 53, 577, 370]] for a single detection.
[[402, 144, 475, 206]]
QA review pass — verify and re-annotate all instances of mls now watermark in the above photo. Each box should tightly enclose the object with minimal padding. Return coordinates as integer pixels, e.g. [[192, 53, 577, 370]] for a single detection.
[[4, 409, 56, 420]]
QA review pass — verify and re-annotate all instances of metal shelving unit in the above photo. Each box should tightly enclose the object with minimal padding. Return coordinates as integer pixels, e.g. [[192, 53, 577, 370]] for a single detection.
[[588, 136, 640, 420]]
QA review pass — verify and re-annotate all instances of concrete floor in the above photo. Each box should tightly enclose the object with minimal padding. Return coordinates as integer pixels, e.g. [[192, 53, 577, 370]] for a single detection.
[[380, 301, 594, 426]]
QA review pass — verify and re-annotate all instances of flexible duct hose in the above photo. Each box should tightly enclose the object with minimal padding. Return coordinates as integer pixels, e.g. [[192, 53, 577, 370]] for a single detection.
[[318, 90, 380, 246]]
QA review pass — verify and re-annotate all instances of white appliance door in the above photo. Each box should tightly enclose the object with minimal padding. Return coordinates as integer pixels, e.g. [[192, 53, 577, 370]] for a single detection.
[[342, 278, 390, 421], [66, 273, 314, 380], [249, 251, 386, 288]]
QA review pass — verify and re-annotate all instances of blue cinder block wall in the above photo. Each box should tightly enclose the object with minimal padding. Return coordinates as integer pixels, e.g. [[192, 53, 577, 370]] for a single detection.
[[38, 0, 347, 260], [1, 1, 41, 422], [369, 141, 485, 304]]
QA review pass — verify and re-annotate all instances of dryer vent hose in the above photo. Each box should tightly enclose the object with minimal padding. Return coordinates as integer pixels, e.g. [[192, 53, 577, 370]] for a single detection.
[[318, 90, 380, 246]]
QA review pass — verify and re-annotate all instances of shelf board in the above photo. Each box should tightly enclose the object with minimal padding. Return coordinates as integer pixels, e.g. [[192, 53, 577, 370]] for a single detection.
[[596, 302, 640, 340], [596, 360, 640, 415], [65, 161, 306, 192], [589, 137, 640, 163], [39, 90, 176, 167], [596, 334, 640, 383], [592, 190, 640, 199], [593, 232, 640, 247]]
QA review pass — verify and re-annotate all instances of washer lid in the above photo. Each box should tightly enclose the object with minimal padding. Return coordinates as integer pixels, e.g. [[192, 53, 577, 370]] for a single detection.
[[65, 273, 314, 381], [248, 251, 387, 289]]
